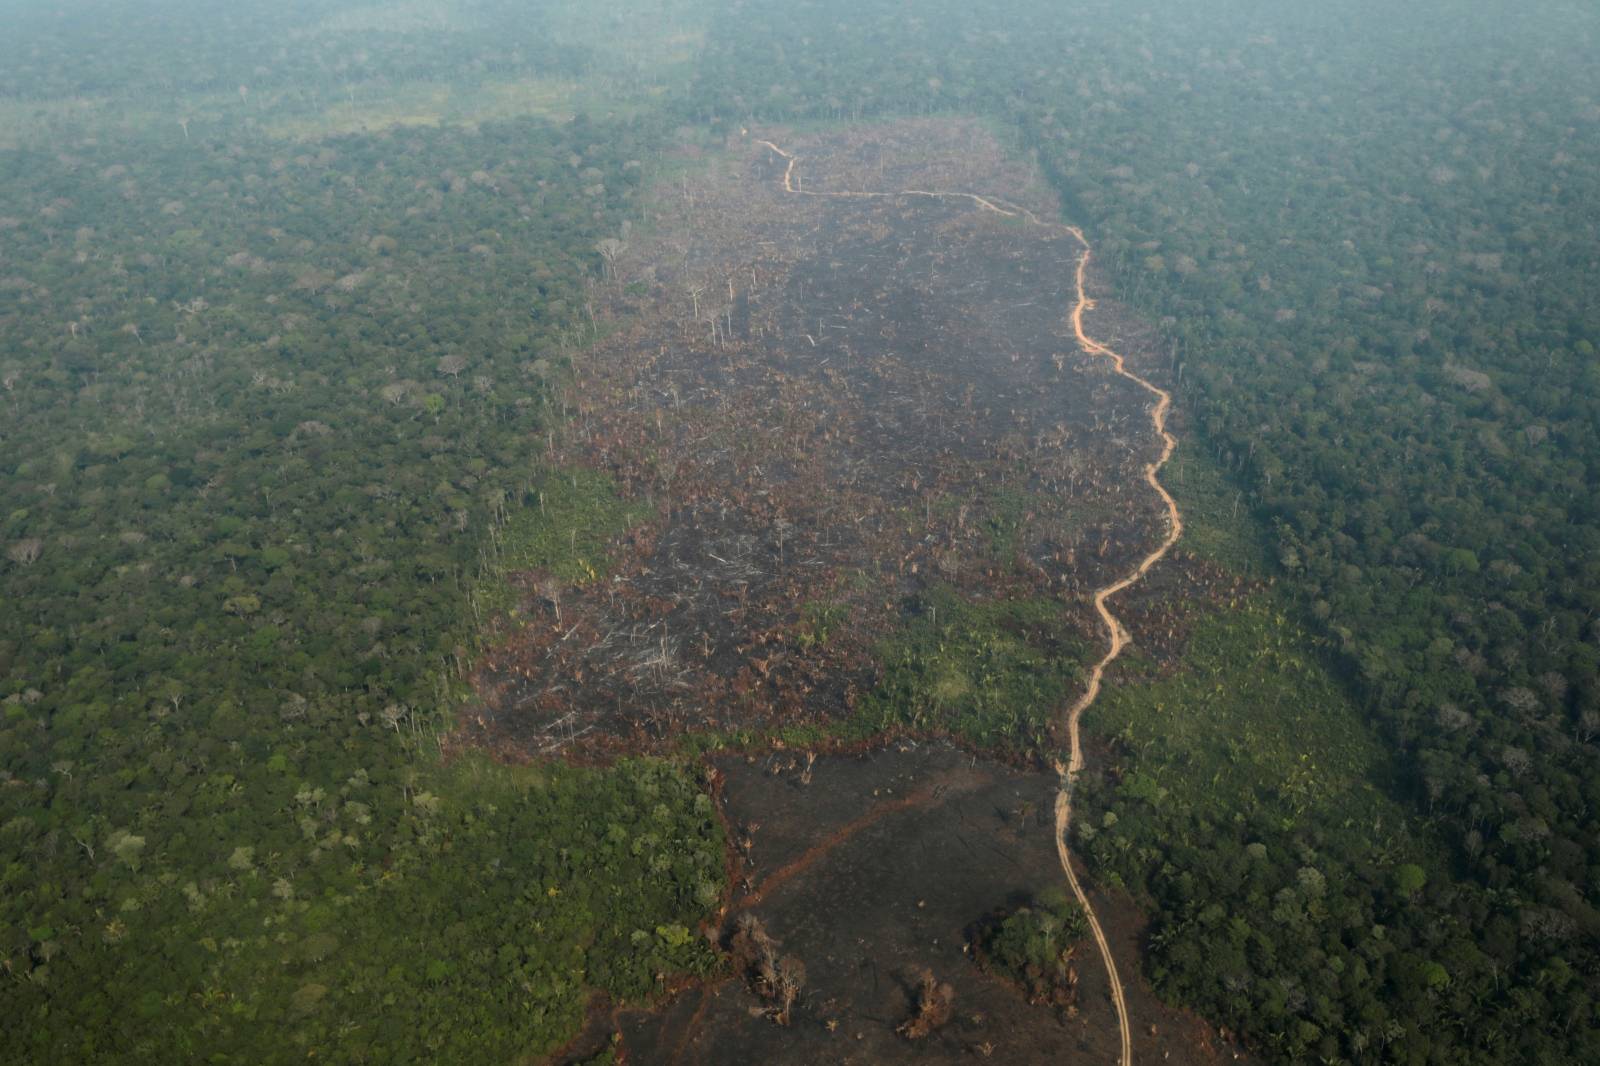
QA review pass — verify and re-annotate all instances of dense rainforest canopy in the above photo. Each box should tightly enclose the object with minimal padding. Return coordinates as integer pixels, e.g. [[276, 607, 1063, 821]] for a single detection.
[[3, 0, 1598, 1063], [1, 1, 722, 1060]]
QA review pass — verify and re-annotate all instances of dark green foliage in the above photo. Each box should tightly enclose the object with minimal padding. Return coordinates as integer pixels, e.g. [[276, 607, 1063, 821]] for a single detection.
[[0, 9, 722, 1058], [4, 752, 721, 1062], [981, 888, 1088, 1005], [859, 586, 1086, 750]]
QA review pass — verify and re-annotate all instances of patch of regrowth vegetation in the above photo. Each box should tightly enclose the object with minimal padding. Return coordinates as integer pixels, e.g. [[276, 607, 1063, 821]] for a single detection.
[[476, 468, 650, 618], [925, 484, 1044, 562], [507, 469, 650, 580], [978, 484, 1036, 560], [261, 77, 595, 140], [976, 887, 1089, 1009], [794, 600, 848, 649], [1163, 442, 1274, 575], [858, 585, 1085, 751], [1084, 594, 1398, 826]]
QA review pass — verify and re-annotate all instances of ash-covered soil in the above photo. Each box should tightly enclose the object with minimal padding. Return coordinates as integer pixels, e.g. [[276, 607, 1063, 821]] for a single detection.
[[609, 744, 1238, 1065], [461, 120, 1177, 759]]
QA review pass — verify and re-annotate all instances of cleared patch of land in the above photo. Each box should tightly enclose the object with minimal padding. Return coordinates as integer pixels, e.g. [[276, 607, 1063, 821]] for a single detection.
[[463, 120, 1194, 760], [452, 119, 1266, 1064], [600, 744, 1237, 1065], [0, 0, 708, 147]]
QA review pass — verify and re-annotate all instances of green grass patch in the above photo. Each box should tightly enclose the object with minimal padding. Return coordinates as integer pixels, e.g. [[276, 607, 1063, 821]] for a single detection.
[[0, 76, 615, 149], [260, 77, 594, 140], [794, 599, 848, 650], [856, 585, 1086, 752], [473, 468, 650, 621], [1084, 595, 1399, 830], [1163, 442, 1273, 574], [0, 0, 716, 148], [924, 483, 1055, 560], [505, 468, 649, 580], [670, 715, 834, 760], [978, 484, 1034, 560]]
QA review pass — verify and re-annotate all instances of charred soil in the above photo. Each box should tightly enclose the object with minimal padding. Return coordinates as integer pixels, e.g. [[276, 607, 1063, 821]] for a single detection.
[[455, 119, 1238, 1064], [462, 120, 1182, 760], [610, 745, 1237, 1065]]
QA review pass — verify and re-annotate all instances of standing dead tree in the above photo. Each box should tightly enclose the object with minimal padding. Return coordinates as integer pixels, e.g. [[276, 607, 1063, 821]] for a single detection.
[[729, 914, 807, 1025], [533, 574, 563, 624], [595, 237, 627, 281], [774, 956, 806, 1025], [898, 969, 956, 1039], [7, 538, 43, 567]]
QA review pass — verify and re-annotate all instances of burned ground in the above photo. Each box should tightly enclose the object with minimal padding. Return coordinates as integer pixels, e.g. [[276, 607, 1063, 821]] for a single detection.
[[460, 120, 1196, 759], [605, 744, 1238, 1065], [453, 119, 1249, 1064]]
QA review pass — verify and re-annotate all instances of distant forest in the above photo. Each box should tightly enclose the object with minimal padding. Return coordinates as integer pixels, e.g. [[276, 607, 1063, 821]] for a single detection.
[[3, 0, 1598, 1063]]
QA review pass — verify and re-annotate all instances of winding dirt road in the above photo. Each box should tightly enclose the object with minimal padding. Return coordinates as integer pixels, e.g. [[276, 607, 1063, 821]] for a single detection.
[[755, 136, 1183, 1066], [1050, 229, 1182, 1066]]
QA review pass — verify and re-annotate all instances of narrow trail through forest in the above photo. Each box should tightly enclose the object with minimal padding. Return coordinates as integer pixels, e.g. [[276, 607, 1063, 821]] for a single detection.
[[755, 136, 1186, 1066]]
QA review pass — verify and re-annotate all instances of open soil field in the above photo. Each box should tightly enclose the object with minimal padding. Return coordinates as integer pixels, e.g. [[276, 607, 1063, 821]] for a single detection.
[[606, 743, 1240, 1065]]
